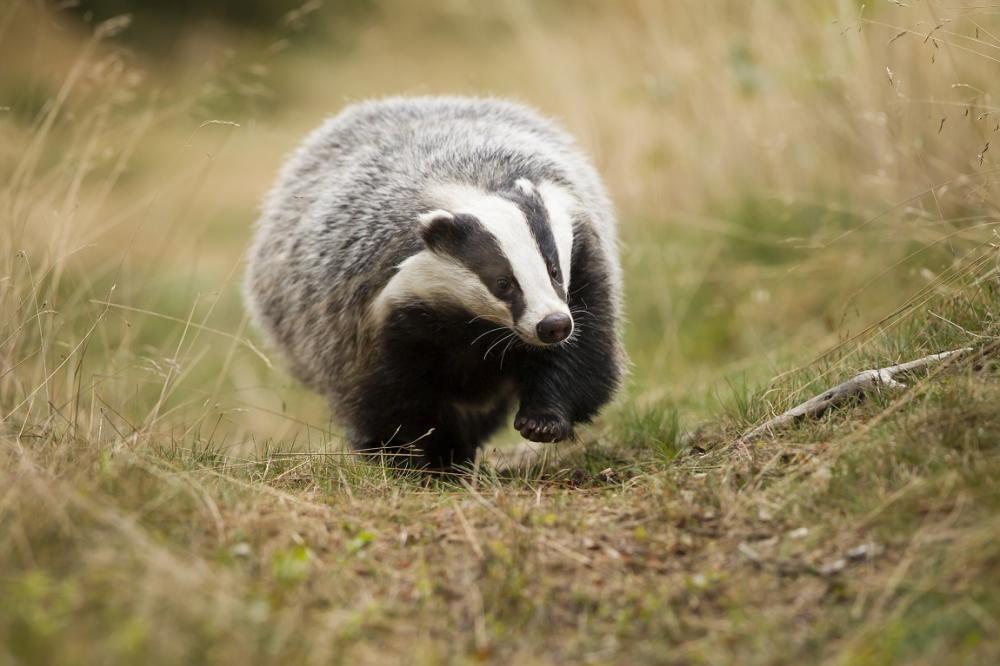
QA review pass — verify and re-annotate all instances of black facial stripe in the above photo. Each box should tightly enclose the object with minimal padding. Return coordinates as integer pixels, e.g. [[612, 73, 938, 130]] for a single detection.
[[419, 212, 525, 321], [500, 184, 566, 301]]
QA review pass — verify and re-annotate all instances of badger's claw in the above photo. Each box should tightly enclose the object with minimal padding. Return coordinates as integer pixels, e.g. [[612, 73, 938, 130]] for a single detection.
[[514, 408, 573, 443]]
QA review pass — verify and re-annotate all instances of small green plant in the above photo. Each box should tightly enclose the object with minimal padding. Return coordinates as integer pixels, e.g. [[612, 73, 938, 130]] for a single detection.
[[617, 403, 682, 462]]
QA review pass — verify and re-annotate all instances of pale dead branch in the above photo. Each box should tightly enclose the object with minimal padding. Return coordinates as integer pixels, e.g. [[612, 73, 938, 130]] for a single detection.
[[743, 347, 974, 441]]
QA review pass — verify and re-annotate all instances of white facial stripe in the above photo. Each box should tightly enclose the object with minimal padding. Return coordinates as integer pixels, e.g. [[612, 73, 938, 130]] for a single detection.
[[431, 184, 569, 330], [536, 182, 576, 294], [372, 251, 510, 326]]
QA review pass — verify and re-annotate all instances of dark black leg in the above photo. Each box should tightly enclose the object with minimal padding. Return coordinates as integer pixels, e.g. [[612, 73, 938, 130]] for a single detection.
[[349, 302, 520, 470], [351, 403, 499, 472]]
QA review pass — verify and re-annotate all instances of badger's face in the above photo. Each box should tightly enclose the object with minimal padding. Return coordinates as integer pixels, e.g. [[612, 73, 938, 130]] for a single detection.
[[403, 179, 576, 347]]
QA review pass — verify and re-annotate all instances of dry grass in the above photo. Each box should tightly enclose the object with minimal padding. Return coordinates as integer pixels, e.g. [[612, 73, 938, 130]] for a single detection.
[[1, 0, 999, 664]]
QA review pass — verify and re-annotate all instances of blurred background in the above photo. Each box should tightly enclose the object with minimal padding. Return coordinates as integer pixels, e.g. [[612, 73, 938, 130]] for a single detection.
[[2, 0, 997, 447]]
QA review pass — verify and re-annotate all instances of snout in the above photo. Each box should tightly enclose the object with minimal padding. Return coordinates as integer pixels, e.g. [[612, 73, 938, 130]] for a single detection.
[[536, 313, 573, 344]]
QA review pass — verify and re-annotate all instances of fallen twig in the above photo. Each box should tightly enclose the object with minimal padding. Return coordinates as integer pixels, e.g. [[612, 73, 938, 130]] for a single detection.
[[743, 347, 973, 441]]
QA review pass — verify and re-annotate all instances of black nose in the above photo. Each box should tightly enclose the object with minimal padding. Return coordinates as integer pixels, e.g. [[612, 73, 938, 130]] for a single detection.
[[536, 313, 573, 344]]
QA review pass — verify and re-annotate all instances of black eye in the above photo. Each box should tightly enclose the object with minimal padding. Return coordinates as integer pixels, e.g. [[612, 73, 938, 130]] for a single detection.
[[548, 263, 560, 279], [496, 277, 511, 292]]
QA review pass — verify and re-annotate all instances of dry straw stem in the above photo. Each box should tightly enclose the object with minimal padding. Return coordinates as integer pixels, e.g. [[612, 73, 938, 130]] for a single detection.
[[743, 347, 975, 441]]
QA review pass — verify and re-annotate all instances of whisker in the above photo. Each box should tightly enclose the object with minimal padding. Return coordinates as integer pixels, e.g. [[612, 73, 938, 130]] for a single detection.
[[562, 322, 584, 348], [469, 325, 508, 346], [466, 313, 507, 328], [484, 332, 516, 359], [499, 335, 518, 369]]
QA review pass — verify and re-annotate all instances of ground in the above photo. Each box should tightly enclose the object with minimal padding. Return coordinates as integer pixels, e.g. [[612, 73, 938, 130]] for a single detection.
[[1, 1, 999, 664]]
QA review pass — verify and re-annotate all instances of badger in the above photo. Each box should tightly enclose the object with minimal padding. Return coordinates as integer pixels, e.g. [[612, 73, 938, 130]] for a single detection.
[[244, 96, 626, 470]]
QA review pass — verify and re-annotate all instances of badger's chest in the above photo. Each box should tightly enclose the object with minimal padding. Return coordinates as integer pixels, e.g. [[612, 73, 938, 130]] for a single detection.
[[379, 304, 519, 403]]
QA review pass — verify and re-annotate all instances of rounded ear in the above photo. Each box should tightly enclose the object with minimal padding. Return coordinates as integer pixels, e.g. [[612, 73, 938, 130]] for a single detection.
[[417, 209, 454, 228], [514, 178, 535, 196], [418, 209, 465, 254]]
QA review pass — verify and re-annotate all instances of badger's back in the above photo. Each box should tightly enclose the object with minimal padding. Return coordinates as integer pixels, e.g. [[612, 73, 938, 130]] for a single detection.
[[244, 96, 620, 414]]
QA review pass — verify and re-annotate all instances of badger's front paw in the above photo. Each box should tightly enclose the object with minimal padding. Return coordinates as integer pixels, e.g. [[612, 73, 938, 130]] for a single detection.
[[514, 407, 574, 443]]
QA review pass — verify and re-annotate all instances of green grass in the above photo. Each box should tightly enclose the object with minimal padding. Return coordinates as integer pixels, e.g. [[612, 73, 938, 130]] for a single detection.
[[2, 1, 1000, 664]]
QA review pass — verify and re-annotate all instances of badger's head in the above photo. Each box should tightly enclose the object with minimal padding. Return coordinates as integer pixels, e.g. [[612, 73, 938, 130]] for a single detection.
[[378, 179, 576, 347]]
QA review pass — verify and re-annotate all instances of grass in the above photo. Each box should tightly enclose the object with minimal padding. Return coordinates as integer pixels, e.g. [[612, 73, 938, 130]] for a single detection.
[[2, 0, 1000, 663]]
